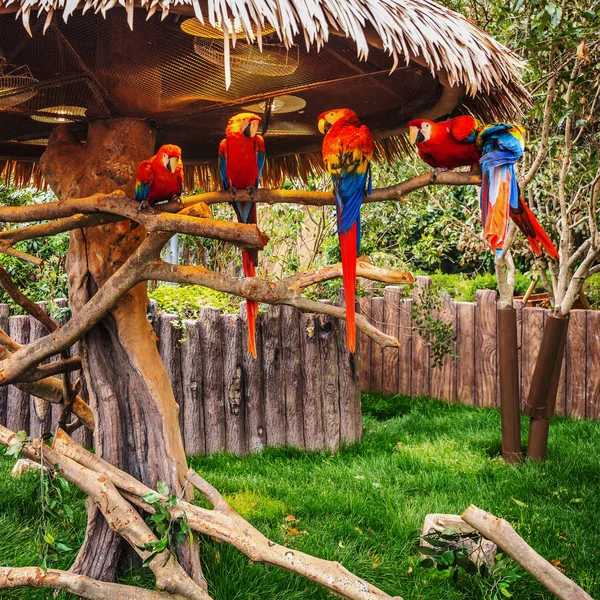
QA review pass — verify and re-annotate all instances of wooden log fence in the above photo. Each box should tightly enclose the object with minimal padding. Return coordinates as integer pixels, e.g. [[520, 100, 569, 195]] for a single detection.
[[2, 276, 599, 459], [0, 300, 361, 454], [358, 279, 600, 419]]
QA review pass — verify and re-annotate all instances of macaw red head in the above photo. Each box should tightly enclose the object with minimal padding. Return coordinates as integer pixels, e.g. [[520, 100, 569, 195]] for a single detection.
[[317, 108, 359, 135], [407, 119, 436, 145], [154, 144, 182, 174], [226, 112, 261, 138]]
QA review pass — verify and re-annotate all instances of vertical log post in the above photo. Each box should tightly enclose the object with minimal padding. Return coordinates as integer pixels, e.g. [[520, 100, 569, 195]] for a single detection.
[[241, 302, 265, 452], [525, 314, 569, 460], [280, 306, 305, 448], [261, 306, 284, 446], [0, 305, 8, 426], [181, 320, 205, 455], [7, 316, 30, 433], [300, 313, 325, 450], [411, 276, 431, 397], [497, 306, 522, 463], [319, 309, 341, 452], [222, 314, 246, 454], [200, 307, 225, 453]]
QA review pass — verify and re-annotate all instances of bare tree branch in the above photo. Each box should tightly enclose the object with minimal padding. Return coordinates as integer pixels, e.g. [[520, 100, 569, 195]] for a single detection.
[[0, 193, 267, 253], [0, 567, 179, 600], [462, 505, 593, 600], [524, 76, 557, 186]]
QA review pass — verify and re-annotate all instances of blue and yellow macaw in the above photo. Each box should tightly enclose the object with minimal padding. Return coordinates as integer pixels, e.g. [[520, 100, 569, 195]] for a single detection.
[[477, 124, 558, 259]]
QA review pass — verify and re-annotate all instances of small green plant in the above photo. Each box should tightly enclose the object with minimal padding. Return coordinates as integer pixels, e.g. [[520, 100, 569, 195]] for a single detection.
[[37, 465, 76, 571], [419, 528, 522, 600], [4, 430, 28, 458], [138, 480, 194, 567], [411, 284, 457, 369]]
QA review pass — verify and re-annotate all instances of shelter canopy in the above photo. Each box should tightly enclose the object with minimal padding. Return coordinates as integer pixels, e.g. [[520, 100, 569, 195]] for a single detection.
[[0, 0, 527, 187]]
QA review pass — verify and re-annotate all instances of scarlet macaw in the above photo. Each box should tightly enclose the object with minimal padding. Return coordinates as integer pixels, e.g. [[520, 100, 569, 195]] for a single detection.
[[135, 144, 184, 210], [218, 112, 265, 358], [409, 117, 558, 259], [319, 108, 373, 354], [408, 115, 482, 172]]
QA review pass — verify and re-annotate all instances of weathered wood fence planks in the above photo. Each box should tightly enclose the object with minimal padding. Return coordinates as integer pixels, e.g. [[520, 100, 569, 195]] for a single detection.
[[358, 279, 600, 419], [0, 300, 361, 454]]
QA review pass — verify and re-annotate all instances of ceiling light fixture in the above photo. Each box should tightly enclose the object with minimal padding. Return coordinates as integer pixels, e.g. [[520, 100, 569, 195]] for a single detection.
[[0, 64, 39, 109], [193, 39, 299, 77], [181, 17, 275, 39], [243, 95, 306, 114], [31, 105, 87, 123]]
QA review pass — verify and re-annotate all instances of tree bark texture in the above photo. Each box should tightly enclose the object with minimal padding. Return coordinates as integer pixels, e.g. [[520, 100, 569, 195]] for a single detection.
[[39, 119, 204, 585]]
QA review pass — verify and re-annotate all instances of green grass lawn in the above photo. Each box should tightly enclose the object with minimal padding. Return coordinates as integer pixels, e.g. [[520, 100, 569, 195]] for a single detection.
[[1, 394, 599, 599]]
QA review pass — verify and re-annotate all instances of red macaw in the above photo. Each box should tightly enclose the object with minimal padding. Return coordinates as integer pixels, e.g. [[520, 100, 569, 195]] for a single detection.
[[218, 112, 266, 358], [135, 144, 184, 210], [409, 117, 558, 259], [319, 108, 373, 354], [408, 116, 482, 171]]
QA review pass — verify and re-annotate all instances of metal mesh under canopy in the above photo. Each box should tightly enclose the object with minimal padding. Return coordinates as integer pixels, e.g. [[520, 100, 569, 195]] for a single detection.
[[1, 9, 447, 175]]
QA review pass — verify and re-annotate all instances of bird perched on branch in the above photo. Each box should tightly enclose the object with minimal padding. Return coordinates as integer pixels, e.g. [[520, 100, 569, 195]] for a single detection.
[[135, 144, 184, 211], [408, 117, 558, 259], [408, 115, 482, 174], [219, 112, 265, 358], [319, 108, 373, 354], [476, 123, 558, 259]]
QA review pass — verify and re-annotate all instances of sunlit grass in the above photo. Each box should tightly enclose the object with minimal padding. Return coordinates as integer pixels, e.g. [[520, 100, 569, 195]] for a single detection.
[[0, 394, 599, 599]]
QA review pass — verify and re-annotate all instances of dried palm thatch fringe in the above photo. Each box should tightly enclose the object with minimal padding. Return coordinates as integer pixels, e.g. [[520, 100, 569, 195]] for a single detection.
[[0, 160, 46, 190], [3, 0, 526, 102], [185, 135, 414, 191]]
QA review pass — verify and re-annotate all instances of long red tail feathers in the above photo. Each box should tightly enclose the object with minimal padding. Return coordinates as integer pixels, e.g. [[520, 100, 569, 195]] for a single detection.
[[483, 173, 511, 255], [510, 199, 559, 259], [339, 224, 358, 354], [242, 250, 258, 358]]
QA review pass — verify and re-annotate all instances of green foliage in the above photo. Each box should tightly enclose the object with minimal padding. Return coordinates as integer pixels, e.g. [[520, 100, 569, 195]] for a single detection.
[[583, 273, 600, 309], [419, 530, 522, 600], [139, 481, 193, 567], [149, 284, 242, 319], [411, 284, 457, 369], [426, 271, 544, 302], [0, 183, 68, 313]]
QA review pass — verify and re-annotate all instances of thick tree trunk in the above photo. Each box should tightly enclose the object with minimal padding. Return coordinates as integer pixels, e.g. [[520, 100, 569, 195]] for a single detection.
[[39, 119, 204, 585]]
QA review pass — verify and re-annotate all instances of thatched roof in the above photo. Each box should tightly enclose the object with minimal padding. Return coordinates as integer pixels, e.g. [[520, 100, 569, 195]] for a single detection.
[[0, 0, 528, 188]]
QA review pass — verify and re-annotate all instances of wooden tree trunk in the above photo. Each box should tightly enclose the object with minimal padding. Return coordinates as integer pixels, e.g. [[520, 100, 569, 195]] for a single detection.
[[39, 119, 204, 585]]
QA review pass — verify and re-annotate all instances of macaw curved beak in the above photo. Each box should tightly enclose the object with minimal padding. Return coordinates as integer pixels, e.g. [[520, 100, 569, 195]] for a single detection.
[[318, 118, 331, 135], [409, 126, 419, 144], [167, 156, 178, 173], [243, 119, 260, 138]]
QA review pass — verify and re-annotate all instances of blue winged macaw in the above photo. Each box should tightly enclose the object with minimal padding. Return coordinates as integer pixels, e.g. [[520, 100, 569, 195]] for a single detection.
[[319, 108, 373, 354], [476, 123, 558, 258], [219, 112, 265, 358], [135, 144, 184, 210]]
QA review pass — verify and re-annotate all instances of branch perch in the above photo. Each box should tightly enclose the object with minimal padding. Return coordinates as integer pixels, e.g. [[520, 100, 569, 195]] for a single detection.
[[0, 193, 267, 252], [462, 505, 593, 600], [0, 567, 179, 600], [0, 237, 408, 386]]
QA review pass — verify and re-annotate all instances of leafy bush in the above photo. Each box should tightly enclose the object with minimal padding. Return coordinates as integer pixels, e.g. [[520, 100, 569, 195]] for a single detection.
[[426, 271, 543, 302], [149, 284, 242, 319]]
